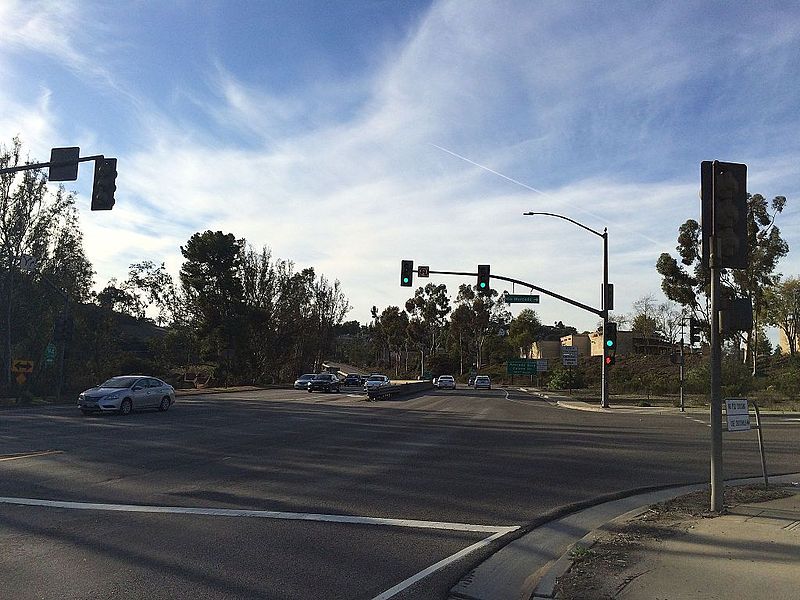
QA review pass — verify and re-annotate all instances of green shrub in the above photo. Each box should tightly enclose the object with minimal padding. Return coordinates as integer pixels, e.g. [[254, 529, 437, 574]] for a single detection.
[[547, 365, 584, 390]]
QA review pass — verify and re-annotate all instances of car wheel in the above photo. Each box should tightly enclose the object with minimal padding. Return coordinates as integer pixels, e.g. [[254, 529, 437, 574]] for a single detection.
[[159, 397, 171, 412], [119, 399, 132, 416], [307, 388, 313, 393]]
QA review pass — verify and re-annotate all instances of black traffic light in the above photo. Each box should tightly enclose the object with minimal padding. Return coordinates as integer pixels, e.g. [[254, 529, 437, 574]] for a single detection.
[[53, 313, 73, 342], [604, 322, 617, 365], [689, 317, 702, 345], [91, 157, 117, 210], [477, 264, 490, 295], [701, 160, 748, 269], [400, 260, 413, 287]]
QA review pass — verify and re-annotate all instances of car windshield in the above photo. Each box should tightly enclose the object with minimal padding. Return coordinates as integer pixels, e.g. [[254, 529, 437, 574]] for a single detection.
[[99, 377, 138, 389], [313, 374, 331, 380], [367, 376, 385, 382], [299, 374, 315, 379]]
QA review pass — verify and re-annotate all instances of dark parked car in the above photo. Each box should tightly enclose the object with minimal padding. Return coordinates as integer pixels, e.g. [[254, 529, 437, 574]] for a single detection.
[[308, 373, 341, 393], [294, 373, 317, 389], [342, 374, 363, 386]]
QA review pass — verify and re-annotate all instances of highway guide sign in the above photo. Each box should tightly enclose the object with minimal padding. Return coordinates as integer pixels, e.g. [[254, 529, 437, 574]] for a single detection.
[[725, 398, 750, 432], [507, 358, 537, 375]]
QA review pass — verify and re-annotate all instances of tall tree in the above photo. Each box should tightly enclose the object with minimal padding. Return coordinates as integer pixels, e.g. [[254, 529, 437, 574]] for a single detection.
[[126, 261, 185, 326], [405, 283, 451, 369], [630, 294, 659, 352], [0, 138, 94, 385], [179, 231, 245, 364], [508, 308, 542, 358], [656, 192, 788, 370], [454, 284, 509, 369], [376, 306, 409, 376], [763, 276, 800, 356]]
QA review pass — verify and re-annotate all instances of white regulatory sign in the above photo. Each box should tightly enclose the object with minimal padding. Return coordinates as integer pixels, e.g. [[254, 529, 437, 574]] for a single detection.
[[561, 346, 578, 366], [725, 398, 750, 432]]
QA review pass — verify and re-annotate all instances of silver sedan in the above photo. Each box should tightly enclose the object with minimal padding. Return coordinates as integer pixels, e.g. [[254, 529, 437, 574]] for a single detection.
[[78, 375, 176, 415]]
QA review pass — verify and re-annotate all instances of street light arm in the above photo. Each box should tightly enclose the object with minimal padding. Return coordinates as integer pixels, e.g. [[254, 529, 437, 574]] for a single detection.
[[523, 212, 604, 238]]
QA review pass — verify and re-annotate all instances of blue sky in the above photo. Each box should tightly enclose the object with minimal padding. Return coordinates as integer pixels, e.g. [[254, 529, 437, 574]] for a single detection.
[[2, 0, 800, 335]]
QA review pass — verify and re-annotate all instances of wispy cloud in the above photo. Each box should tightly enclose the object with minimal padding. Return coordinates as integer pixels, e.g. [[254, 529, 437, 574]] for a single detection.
[[2, 0, 799, 333]]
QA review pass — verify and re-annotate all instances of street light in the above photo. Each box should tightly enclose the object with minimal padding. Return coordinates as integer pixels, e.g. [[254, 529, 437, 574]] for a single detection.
[[523, 211, 611, 408]]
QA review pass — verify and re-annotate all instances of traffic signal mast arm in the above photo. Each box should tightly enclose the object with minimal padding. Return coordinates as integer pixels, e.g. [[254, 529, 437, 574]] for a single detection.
[[423, 269, 603, 317], [0, 154, 105, 176]]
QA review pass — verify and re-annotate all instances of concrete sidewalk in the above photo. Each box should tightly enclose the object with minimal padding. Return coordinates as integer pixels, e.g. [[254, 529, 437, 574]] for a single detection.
[[448, 475, 800, 600], [603, 491, 800, 600]]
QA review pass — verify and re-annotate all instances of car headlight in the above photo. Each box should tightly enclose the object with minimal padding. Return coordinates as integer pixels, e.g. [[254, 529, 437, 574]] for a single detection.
[[105, 393, 121, 401]]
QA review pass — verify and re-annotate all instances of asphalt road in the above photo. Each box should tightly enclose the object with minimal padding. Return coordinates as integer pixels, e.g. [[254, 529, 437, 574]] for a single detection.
[[1, 387, 798, 599]]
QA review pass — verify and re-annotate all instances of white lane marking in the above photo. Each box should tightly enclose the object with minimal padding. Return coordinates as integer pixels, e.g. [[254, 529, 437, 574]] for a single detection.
[[0, 497, 517, 534], [0, 450, 62, 462], [371, 528, 513, 600]]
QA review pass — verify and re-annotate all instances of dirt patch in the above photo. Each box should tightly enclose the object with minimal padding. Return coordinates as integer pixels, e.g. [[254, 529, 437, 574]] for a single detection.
[[553, 484, 795, 600]]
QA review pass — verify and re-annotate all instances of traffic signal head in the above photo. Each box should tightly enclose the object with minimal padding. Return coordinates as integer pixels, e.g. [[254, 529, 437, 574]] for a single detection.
[[689, 317, 702, 344], [604, 322, 617, 365], [400, 260, 414, 287], [477, 264, 490, 295], [91, 158, 117, 210], [701, 160, 748, 269]]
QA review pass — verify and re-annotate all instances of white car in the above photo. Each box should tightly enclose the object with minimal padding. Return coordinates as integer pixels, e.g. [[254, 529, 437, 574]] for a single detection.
[[473, 375, 491, 390], [364, 374, 390, 392], [436, 375, 456, 390], [78, 375, 175, 415]]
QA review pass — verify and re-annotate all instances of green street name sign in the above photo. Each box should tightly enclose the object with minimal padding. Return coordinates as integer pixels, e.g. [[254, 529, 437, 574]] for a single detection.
[[507, 358, 537, 375], [504, 294, 540, 304]]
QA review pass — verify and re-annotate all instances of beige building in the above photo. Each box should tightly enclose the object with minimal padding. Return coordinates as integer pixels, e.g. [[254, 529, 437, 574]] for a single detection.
[[530, 340, 561, 360], [588, 329, 635, 356], [560, 334, 591, 356]]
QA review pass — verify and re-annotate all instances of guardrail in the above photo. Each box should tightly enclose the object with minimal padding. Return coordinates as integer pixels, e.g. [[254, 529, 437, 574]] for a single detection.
[[367, 381, 434, 401]]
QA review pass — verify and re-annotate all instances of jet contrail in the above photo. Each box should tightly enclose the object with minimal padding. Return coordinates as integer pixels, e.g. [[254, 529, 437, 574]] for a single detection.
[[430, 143, 667, 247]]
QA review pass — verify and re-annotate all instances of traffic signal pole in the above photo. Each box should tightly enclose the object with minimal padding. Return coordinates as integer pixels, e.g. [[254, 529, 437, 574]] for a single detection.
[[524, 212, 611, 408], [601, 227, 609, 408], [710, 234, 723, 512]]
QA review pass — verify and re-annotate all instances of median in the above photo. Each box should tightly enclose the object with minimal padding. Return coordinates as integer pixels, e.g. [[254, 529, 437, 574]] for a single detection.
[[367, 380, 434, 401]]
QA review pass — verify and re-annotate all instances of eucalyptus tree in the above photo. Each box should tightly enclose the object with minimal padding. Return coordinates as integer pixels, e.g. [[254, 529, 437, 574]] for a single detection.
[[657, 192, 788, 370], [405, 282, 451, 372], [763, 276, 800, 356]]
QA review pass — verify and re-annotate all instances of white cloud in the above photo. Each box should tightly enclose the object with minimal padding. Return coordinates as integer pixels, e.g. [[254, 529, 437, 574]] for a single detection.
[[3, 0, 800, 335]]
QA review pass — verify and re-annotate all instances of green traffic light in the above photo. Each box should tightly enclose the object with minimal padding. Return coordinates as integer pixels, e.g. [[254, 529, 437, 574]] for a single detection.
[[606, 340, 613, 347], [403, 277, 409, 284], [480, 282, 486, 288]]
